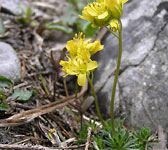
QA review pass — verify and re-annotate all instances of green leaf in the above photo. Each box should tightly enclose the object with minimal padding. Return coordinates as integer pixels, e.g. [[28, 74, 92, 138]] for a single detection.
[[84, 23, 98, 37], [0, 15, 5, 34], [76, 2, 85, 12], [67, 0, 85, 12], [0, 101, 10, 111], [0, 90, 5, 96], [26, 7, 33, 20], [67, 0, 77, 5], [64, 5, 78, 16], [17, 6, 33, 25], [0, 90, 6, 101], [11, 89, 33, 101], [60, 4, 79, 25], [0, 76, 13, 95], [61, 15, 78, 26], [47, 24, 74, 35], [0, 76, 13, 87], [77, 20, 98, 37]]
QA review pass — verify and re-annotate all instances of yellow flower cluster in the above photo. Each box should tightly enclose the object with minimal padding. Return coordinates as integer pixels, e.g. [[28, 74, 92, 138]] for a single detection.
[[80, 0, 128, 32], [60, 33, 104, 86]]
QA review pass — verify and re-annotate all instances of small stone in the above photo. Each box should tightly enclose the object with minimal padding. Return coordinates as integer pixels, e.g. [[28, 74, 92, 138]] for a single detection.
[[2, 0, 27, 15], [0, 42, 21, 83]]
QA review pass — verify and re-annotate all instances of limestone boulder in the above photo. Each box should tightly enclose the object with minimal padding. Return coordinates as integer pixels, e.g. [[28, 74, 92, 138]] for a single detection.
[[94, 0, 168, 131]]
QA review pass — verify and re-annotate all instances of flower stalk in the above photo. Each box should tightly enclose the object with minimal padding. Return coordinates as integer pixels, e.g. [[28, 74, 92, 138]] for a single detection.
[[110, 19, 122, 133], [87, 72, 105, 127]]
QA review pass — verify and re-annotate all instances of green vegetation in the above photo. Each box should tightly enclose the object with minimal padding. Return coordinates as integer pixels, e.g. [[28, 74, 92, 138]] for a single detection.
[[77, 119, 157, 150], [46, 0, 98, 37], [0, 76, 34, 111]]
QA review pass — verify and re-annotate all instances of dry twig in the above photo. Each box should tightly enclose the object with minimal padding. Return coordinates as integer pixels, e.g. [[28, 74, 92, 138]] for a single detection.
[[0, 83, 87, 127], [0, 144, 86, 150], [85, 127, 92, 150]]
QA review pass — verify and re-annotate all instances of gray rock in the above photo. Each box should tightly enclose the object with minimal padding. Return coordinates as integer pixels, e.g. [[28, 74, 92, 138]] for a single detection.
[[94, 0, 168, 131], [0, 42, 21, 83], [2, 0, 27, 15]]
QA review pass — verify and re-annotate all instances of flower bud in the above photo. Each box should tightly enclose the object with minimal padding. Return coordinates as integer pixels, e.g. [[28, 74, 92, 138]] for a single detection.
[[109, 19, 120, 32]]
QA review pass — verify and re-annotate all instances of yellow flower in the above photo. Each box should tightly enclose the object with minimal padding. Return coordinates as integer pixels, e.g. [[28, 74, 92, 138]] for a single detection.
[[60, 32, 103, 86], [66, 32, 104, 58], [87, 40, 104, 55], [80, 0, 128, 31], [66, 33, 86, 58], [80, 2, 111, 27], [109, 19, 120, 32], [105, 0, 128, 19], [60, 56, 98, 86]]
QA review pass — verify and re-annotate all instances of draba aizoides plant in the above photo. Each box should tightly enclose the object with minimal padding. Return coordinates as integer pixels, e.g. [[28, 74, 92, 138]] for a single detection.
[[60, 0, 128, 132], [79, 0, 128, 133], [59, 1, 159, 149]]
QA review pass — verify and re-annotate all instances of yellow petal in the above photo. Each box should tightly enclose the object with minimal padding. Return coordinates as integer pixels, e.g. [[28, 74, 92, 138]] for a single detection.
[[59, 60, 67, 66], [104, 0, 124, 18], [98, 11, 109, 20], [80, 8, 94, 22], [96, 0, 104, 2], [122, 0, 128, 4], [87, 40, 104, 55], [87, 61, 98, 71], [87, 5, 98, 17], [77, 74, 86, 86]]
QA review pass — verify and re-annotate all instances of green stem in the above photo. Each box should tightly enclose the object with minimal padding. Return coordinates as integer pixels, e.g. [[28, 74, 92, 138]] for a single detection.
[[110, 19, 122, 133], [87, 72, 105, 127], [105, 26, 119, 39], [39, 74, 50, 97]]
